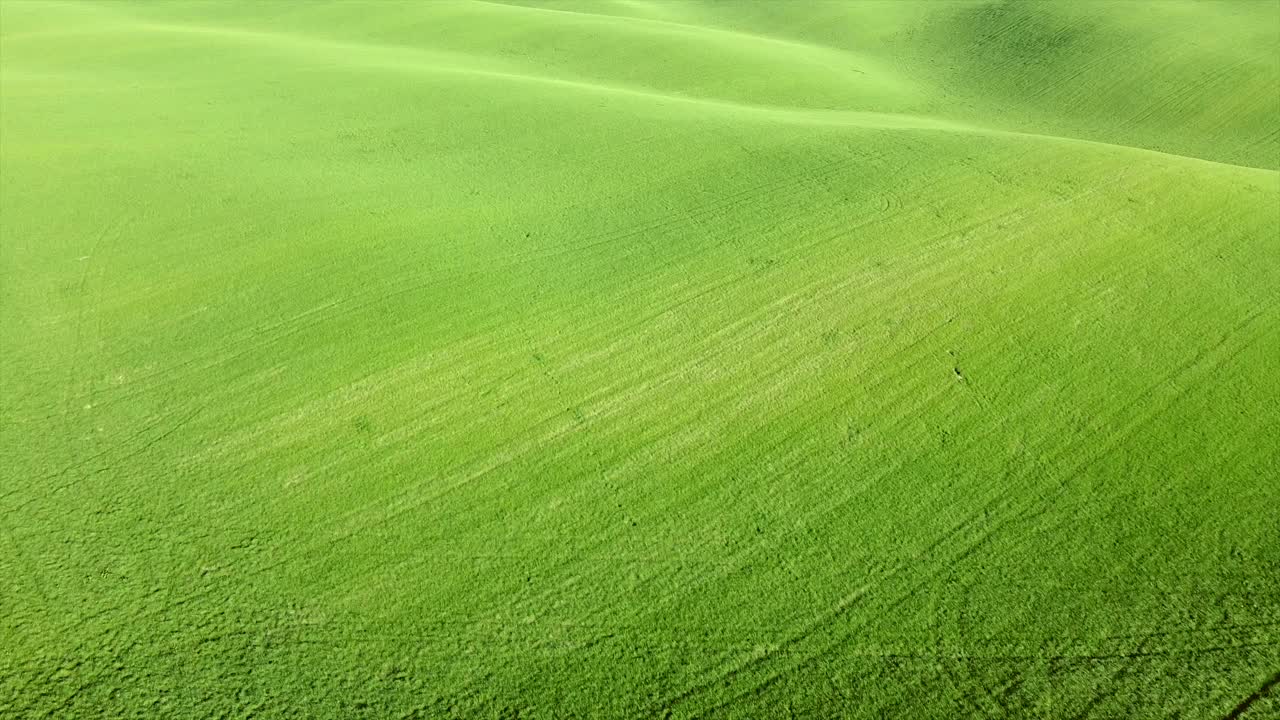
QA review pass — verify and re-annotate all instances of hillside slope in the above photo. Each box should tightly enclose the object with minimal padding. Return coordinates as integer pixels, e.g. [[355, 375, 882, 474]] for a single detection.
[[2, 1, 1278, 718]]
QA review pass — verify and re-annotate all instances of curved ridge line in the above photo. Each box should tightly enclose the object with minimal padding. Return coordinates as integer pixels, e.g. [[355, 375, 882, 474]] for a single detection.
[[129, 19, 1280, 176], [128, 19, 952, 129], [468, 0, 869, 68]]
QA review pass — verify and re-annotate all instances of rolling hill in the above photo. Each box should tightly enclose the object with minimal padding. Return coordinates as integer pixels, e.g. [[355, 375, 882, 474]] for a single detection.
[[2, 1, 1278, 717]]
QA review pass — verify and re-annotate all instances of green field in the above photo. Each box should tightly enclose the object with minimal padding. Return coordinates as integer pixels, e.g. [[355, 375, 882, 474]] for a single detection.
[[2, 1, 1279, 717]]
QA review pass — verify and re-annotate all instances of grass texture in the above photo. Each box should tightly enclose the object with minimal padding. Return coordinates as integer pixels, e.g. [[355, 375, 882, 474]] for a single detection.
[[2, 1, 1279, 717]]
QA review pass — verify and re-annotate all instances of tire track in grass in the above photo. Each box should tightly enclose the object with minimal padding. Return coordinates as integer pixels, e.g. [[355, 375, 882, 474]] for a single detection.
[[186, 162, 931, 556], [8, 213, 128, 629], [1066, 629, 1163, 720], [157, 155, 1162, 594], [994, 301, 1276, 539], [658, 304, 1276, 715], [528, 144, 1121, 418], [60, 129, 1159, 449], [1069, 583, 1264, 718], [728, 169, 1153, 538], [653, 489, 1015, 715], [1223, 670, 1280, 720], [185, 304, 952, 653], [681, 582, 1217, 717], [184, 155, 1158, 615], [58, 215, 127, 477], [314, 296, 929, 575], [32, 137, 1249, 702], [18, 400, 208, 506], [758, 425, 1266, 714], [911, 306, 1277, 615], [0, 507, 54, 625], [876, 200, 1278, 549]]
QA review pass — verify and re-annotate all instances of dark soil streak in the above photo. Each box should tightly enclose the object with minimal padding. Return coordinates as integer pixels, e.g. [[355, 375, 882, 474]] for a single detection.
[[1222, 670, 1280, 720]]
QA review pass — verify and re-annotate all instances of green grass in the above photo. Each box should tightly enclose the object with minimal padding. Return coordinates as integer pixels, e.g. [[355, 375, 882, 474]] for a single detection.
[[2, 1, 1278, 717]]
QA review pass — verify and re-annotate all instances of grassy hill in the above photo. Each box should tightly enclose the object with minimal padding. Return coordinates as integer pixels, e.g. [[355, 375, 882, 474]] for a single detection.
[[2, 1, 1277, 717]]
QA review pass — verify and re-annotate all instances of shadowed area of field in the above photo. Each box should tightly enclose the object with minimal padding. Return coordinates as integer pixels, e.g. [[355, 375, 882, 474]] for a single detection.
[[2, 1, 1278, 717]]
